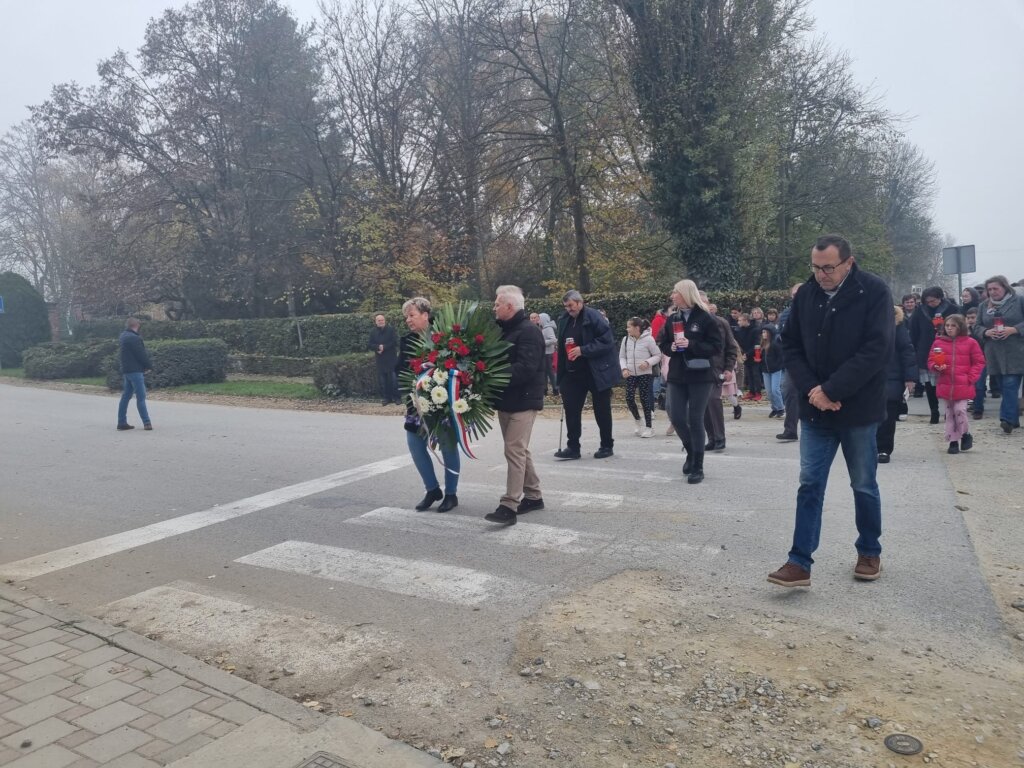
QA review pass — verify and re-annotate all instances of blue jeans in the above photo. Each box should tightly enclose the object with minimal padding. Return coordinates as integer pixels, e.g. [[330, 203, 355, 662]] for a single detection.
[[999, 373, 1022, 427], [406, 430, 460, 494], [788, 420, 882, 571], [117, 372, 150, 426], [973, 365, 986, 413], [762, 370, 784, 411]]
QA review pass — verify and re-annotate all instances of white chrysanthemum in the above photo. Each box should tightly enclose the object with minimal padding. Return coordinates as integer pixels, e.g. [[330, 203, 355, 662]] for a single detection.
[[452, 398, 470, 414], [432, 368, 449, 384], [417, 396, 431, 412], [430, 386, 449, 405]]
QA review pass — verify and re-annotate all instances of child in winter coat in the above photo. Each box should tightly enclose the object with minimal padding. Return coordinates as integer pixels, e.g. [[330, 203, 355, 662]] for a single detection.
[[928, 314, 985, 454], [619, 317, 662, 437], [759, 325, 785, 418]]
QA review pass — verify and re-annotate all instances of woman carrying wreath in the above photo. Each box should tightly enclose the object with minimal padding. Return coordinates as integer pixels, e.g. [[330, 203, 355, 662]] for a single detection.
[[397, 297, 461, 512]]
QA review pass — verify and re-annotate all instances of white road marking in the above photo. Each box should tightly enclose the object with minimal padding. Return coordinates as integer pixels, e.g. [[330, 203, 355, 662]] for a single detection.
[[345, 507, 596, 553], [0, 455, 411, 582], [235, 540, 537, 606], [543, 464, 674, 483], [615, 450, 798, 465], [456, 482, 623, 510]]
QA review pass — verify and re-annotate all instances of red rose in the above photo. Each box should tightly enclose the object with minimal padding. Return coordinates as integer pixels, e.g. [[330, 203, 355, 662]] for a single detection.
[[411, 358, 423, 373], [431, 332, 443, 343], [474, 334, 485, 344], [452, 324, 462, 332], [475, 360, 486, 372], [427, 350, 438, 363], [459, 371, 472, 386], [458, 345, 470, 356], [448, 338, 460, 350], [444, 358, 457, 369]]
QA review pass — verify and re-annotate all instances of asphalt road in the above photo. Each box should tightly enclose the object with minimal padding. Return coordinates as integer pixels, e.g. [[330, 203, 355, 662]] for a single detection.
[[0, 382, 1011, 670]]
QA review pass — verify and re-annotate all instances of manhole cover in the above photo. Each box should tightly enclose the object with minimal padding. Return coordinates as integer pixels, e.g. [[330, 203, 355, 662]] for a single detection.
[[884, 733, 923, 755], [294, 752, 359, 768]]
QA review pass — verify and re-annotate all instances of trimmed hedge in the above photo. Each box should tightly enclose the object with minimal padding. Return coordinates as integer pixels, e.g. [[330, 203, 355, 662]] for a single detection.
[[312, 353, 379, 398], [228, 354, 315, 377], [23, 340, 117, 380], [105, 339, 229, 390], [74, 289, 793, 359], [0, 272, 52, 367]]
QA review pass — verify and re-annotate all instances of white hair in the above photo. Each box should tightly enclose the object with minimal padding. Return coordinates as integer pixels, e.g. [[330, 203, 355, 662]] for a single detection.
[[495, 285, 525, 311]]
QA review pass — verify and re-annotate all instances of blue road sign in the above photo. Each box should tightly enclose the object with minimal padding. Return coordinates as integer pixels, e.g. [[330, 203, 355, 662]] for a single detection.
[[0, 295, 5, 313]]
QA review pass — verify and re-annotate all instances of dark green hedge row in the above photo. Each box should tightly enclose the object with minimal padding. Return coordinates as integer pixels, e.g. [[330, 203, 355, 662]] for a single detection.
[[23, 340, 117, 379], [0, 272, 52, 367], [312, 353, 380, 398], [105, 339, 229, 390], [74, 290, 794, 358], [228, 354, 315, 377]]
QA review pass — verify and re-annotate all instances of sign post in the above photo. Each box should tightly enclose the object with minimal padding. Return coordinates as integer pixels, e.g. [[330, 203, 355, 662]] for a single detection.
[[0, 295, 4, 371], [942, 244, 976, 298]]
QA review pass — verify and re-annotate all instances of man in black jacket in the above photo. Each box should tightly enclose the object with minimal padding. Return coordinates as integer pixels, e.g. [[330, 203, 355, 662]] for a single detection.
[[768, 235, 894, 588], [486, 286, 547, 526], [368, 314, 401, 405], [554, 290, 622, 459], [117, 317, 153, 431], [701, 296, 738, 451]]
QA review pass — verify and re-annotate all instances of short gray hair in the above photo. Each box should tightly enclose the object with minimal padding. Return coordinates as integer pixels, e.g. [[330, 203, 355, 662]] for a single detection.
[[495, 285, 525, 311], [125, 317, 141, 330], [562, 290, 584, 303], [401, 296, 431, 314]]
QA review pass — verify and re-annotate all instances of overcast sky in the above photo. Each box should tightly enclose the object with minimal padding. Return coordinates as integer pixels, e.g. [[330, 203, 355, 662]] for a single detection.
[[2, 0, 1021, 284]]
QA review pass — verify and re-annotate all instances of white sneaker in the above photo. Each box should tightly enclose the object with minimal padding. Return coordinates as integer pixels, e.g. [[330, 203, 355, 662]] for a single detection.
[[640, 427, 654, 438], [633, 419, 642, 436]]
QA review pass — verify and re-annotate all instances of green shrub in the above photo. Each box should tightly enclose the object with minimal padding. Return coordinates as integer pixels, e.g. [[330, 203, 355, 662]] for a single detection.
[[23, 339, 117, 380], [228, 354, 315, 377], [105, 339, 229, 390], [0, 272, 51, 367], [312, 353, 379, 398]]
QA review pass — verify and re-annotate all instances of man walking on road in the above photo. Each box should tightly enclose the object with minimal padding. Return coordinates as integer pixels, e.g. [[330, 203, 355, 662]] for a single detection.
[[701, 296, 738, 452], [368, 313, 401, 405], [554, 290, 622, 459], [768, 235, 894, 587], [117, 317, 153, 431], [486, 286, 547, 526], [776, 283, 803, 442]]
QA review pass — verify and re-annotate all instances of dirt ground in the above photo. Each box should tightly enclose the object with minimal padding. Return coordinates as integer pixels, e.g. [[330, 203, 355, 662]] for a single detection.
[[14, 378, 1024, 767]]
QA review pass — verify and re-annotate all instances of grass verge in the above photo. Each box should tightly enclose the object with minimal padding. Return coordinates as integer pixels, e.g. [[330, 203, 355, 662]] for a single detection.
[[173, 380, 321, 399], [0, 367, 25, 378]]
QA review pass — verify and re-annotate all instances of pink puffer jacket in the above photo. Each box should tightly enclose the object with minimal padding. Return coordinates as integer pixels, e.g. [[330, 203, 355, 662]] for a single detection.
[[927, 335, 985, 401]]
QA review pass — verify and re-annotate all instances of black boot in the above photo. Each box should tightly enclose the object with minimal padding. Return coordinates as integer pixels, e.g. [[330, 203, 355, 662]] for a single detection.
[[687, 452, 705, 484], [437, 494, 458, 512], [925, 383, 940, 424], [682, 442, 693, 475], [415, 487, 443, 511]]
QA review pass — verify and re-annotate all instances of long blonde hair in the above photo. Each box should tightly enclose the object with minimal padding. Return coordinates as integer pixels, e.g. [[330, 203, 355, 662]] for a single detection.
[[673, 279, 709, 313]]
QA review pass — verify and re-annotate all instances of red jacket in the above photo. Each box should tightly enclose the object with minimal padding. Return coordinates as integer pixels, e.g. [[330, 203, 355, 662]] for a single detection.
[[927, 335, 985, 401]]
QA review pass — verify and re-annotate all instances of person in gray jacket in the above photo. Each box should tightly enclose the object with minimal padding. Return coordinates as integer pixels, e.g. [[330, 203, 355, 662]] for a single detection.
[[532, 312, 559, 396]]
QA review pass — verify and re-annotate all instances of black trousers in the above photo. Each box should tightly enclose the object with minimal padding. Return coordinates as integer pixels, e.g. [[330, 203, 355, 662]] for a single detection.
[[668, 380, 714, 453], [703, 378, 725, 444], [781, 371, 800, 436], [377, 368, 399, 401], [876, 399, 902, 455], [560, 369, 614, 451], [625, 374, 654, 426], [743, 359, 762, 394]]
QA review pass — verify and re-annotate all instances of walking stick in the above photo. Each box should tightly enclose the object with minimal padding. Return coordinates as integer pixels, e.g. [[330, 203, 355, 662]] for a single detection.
[[558, 402, 565, 452]]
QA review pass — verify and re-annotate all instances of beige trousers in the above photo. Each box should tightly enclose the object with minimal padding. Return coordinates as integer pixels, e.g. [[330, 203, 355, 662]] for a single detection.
[[498, 410, 541, 510]]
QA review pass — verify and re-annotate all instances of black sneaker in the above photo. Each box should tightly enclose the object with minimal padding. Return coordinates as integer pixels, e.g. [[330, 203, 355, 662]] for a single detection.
[[960, 433, 973, 451], [485, 506, 517, 525], [776, 432, 798, 441], [947, 441, 959, 454], [733, 404, 742, 420], [593, 446, 614, 459], [116, 424, 135, 431], [877, 452, 890, 463], [516, 497, 544, 514], [1001, 420, 1014, 434], [554, 448, 581, 460], [930, 413, 940, 425]]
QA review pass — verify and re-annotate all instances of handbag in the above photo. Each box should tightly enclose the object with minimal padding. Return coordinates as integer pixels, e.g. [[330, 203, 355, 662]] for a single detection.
[[682, 356, 711, 370]]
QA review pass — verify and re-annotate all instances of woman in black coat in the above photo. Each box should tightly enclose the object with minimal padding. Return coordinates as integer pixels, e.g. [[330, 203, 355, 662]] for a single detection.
[[657, 279, 724, 484], [909, 286, 961, 423], [876, 305, 918, 462]]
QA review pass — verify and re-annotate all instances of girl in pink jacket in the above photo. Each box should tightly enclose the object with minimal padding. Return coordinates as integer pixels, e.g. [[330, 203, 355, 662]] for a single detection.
[[928, 314, 985, 454]]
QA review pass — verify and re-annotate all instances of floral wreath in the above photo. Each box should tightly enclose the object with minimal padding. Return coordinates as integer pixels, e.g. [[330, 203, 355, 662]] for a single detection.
[[399, 301, 511, 457]]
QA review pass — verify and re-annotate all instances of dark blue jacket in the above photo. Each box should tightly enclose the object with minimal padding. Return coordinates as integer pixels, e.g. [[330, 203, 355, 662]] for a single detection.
[[555, 306, 622, 392], [781, 263, 893, 427], [886, 320, 917, 402], [495, 310, 546, 412], [119, 329, 152, 374]]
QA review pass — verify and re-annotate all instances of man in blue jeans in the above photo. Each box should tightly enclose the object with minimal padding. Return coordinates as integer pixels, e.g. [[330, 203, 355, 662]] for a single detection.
[[117, 317, 153, 431], [768, 235, 893, 587]]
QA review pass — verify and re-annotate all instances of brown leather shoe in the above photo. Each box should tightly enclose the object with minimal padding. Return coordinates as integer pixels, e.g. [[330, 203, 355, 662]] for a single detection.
[[143, 423, 153, 431], [854, 555, 881, 581], [767, 562, 810, 587]]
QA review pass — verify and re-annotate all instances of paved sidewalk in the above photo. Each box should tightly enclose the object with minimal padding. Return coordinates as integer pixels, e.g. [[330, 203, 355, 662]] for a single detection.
[[0, 584, 440, 768]]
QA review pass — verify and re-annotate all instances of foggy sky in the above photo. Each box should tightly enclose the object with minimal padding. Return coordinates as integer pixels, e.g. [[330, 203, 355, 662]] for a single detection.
[[2, 0, 1021, 285]]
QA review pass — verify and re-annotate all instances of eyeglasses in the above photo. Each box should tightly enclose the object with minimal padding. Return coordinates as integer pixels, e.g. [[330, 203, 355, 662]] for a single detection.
[[810, 260, 848, 275]]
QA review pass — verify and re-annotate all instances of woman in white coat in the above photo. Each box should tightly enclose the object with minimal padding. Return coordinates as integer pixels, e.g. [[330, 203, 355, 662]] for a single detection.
[[619, 317, 662, 437]]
